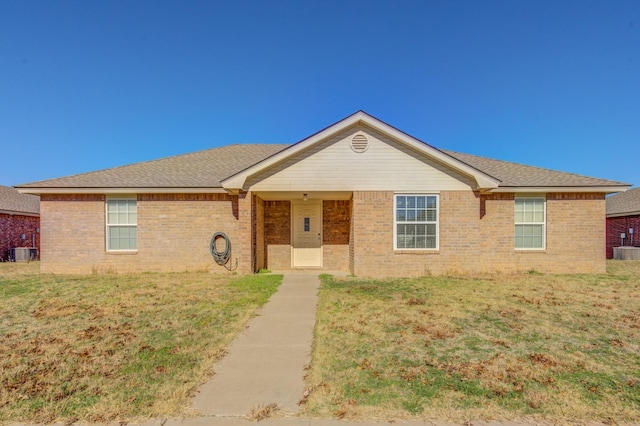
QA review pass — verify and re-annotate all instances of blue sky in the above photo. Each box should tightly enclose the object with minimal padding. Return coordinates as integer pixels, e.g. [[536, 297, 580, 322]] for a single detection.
[[2, 0, 639, 188]]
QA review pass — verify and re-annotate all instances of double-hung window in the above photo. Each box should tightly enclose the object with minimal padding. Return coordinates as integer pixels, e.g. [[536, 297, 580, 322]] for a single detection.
[[395, 195, 438, 250], [106, 199, 137, 251], [514, 197, 545, 249]]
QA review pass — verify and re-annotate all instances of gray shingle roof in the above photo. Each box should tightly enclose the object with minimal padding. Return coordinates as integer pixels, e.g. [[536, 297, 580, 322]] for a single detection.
[[0, 185, 40, 214], [607, 187, 640, 216], [17, 144, 289, 189], [15, 142, 626, 191], [443, 150, 626, 188]]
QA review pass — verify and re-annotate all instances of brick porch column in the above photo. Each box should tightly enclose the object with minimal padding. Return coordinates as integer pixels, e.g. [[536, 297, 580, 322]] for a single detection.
[[237, 191, 254, 274]]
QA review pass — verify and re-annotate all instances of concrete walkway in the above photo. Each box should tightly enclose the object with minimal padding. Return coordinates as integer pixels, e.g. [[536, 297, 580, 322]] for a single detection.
[[192, 272, 320, 417]]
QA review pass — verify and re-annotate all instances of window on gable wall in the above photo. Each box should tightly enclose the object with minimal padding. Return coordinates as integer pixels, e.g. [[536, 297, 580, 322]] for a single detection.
[[106, 199, 137, 251], [515, 197, 545, 249], [395, 195, 438, 249]]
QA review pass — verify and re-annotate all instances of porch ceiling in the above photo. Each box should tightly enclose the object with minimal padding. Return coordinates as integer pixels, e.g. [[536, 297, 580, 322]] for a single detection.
[[255, 191, 353, 201]]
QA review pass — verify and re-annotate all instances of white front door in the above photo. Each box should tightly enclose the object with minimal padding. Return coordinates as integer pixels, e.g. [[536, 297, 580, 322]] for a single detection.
[[292, 201, 323, 268]]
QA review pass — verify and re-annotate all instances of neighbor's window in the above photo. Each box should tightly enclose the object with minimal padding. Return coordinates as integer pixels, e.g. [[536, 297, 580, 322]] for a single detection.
[[395, 195, 438, 250], [106, 199, 137, 251], [514, 197, 545, 249]]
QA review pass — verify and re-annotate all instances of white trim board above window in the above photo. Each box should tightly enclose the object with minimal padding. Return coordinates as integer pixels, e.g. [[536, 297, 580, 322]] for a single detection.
[[394, 194, 439, 250], [106, 199, 137, 251], [515, 197, 546, 250]]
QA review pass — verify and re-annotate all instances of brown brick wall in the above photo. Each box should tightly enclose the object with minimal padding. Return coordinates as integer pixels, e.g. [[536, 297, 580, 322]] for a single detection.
[[254, 196, 265, 271], [351, 191, 606, 277], [323, 200, 350, 244], [265, 201, 290, 245], [0, 213, 40, 261], [263, 200, 291, 270], [39, 190, 606, 276], [322, 200, 350, 270], [40, 193, 248, 274]]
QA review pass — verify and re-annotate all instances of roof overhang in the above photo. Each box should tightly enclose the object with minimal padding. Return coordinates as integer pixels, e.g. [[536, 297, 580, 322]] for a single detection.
[[607, 210, 640, 218], [221, 111, 502, 192], [488, 186, 630, 194], [0, 209, 39, 217], [16, 187, 227, 195]]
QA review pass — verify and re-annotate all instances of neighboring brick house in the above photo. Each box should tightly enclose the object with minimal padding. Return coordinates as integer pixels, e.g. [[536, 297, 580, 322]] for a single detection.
[[16, 111, 629, 276], [0, 185, 40, 261], [606, 187, 640, 258]]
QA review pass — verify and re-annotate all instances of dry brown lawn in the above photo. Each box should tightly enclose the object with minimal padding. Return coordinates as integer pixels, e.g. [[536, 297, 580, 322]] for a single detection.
[[303, 260, 640, 425], [0, 262, 281, 424]]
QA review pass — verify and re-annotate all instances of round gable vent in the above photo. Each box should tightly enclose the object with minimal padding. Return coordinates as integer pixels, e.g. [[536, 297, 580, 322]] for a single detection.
[[350, 134, 369, 153]]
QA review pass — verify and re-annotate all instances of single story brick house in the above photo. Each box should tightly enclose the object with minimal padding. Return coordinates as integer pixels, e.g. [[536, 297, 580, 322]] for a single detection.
[[16, 111, 629, 276], [0, 185, 40, 261], [606, 187, 640, 258]]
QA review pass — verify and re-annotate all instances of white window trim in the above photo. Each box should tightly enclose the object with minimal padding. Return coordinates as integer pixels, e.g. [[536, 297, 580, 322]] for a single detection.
[[393, 194, 439, 251], [514, 196, 546, 250], [106, 198, 138, 252]]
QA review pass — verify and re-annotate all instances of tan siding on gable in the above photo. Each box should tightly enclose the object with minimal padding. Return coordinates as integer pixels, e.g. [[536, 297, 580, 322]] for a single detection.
[[247, 125, 475, 192]]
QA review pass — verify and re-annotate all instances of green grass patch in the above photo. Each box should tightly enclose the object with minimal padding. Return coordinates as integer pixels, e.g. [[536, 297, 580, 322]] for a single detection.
[[303, 261, 640, 424], [0, 262, 281, 424]]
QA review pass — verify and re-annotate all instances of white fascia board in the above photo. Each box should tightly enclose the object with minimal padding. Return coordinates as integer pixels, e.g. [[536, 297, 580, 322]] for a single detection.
[[607, 210, 640, 218], [222, 111, 501, 191], [16, 187, 227, 195], [0, 209, 39, 217], [489, 186, 630, 194]]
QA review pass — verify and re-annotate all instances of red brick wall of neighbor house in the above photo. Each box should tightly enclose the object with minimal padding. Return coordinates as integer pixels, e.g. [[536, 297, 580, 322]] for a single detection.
[[606, 214, 640, 258], [0, 213, 40, 261]]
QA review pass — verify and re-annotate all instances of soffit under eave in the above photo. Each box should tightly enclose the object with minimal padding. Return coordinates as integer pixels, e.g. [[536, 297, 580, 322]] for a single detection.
[[221, 111, 502, 192], [487, 185, 630, 194], [15, 187, 228, 195]]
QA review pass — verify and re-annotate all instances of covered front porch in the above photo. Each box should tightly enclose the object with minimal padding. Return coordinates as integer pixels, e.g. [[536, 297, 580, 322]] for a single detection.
[[252, 191, 352, 273]]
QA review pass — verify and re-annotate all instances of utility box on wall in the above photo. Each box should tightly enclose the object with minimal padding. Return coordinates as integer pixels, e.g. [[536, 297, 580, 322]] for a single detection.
[[613, 246, 640, 260], [10, 247, 38, 262]]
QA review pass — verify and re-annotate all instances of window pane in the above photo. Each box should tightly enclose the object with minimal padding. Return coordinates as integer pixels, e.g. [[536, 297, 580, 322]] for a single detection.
[[533, 210, 543, 222], [108, 225, 137, 250], [395, 195, 438, 249], [515, 198, 544, 224], [515, 225, 543, 249]]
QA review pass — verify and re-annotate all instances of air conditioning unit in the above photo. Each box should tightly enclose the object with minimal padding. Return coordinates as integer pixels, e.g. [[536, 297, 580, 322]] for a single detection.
[[10, 247, 38, 262]]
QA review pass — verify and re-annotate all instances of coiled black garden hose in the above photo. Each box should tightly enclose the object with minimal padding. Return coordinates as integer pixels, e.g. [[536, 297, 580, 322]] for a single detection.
[[210, 232, 238, 270]]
